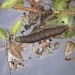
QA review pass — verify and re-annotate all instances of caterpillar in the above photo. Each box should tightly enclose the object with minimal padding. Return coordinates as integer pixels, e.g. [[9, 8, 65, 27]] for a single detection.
[[15, 26, 68, 43]]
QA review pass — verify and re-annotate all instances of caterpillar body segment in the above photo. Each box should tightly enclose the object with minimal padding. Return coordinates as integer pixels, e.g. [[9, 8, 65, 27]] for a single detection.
[[15, 26, 68, 43]]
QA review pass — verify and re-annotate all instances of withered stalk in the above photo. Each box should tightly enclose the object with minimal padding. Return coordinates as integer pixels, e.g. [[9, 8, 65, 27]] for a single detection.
[[53, 11, 75, 15], [13, 6, 43, 13], [13, 6, 75, 15], [1, 3, 75, 14]]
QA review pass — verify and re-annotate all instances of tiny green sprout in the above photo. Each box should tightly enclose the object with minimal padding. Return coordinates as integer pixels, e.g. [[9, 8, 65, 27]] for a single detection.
[[0, 27, 7, 41], [1, 0, 18, 9], [11, 19, 23, 36]]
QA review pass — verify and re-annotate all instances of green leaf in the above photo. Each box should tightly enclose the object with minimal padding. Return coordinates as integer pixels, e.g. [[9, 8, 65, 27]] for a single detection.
[[1, 0, 18, 9], [11, 19, 23, 36], [15, 0, 24, 6], [54, 0, 70, 25], [57, 14, 69, 25], [64, 30, 75, 38], [0, 27, 7, 41], [54, 0, 69, 11], [54, 0, 64, 11]]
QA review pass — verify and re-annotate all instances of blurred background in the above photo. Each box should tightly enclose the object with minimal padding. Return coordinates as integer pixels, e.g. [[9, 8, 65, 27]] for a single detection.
[[0, 0, 75, 75]]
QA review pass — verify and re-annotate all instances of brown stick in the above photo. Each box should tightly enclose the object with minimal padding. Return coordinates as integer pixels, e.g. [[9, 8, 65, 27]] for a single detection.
[[53, 11, 75, 15], [65, 57, 75, 61], [1, 2, 75, 14], [13, 6, 75, 15], [13, 6, 75, 14], [0, 3, 43, 13], [13, 6, 43, 13]]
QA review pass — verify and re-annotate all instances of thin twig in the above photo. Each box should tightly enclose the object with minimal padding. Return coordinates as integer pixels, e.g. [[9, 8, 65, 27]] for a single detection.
[[1, 2, 75, 14], [13, 6, 75, 15], [13, 6, 43, 13], [53, 11, 75, 15], [0, 3, 43, 13], [65, 57, 75, 61]]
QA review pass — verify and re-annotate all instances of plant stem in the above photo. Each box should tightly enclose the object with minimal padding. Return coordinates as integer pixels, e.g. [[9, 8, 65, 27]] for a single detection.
[[13, 6, 43, 13], [1, 2, 75, 14], [53, 11, 75, 15], [13, 6, 75, 15]]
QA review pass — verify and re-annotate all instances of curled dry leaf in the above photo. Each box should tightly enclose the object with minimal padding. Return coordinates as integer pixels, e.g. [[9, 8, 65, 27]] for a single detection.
[[10, 43, 23, 60], [32, 44, 36, 55], [7, 42, 28, 71], [7, 49, 18, 71], [64, 41, 75, 57], [32, 44, 43, 57], [20, 43, 28, 49], [54, 42, 62, 49], [10, 42, 28, 60], [40, 41, 51, 49], [39, 40, 53, 54], [17, 62, 26, 68], [10, 43, 28, 60], [12, 59, 17, 70]]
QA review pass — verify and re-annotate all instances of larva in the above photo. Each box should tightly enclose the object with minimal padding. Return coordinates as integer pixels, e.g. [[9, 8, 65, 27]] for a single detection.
[[15, 26, 68, 43]]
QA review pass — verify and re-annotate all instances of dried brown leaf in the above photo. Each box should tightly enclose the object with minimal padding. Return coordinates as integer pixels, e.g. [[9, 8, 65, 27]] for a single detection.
[[13, 59, 17, 70], [40, 41, 51, 49], [32, 44, 36, 55], [64, 41, 75, 57], [54, 42, 62, 49], [10, 44, 23, 60]]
